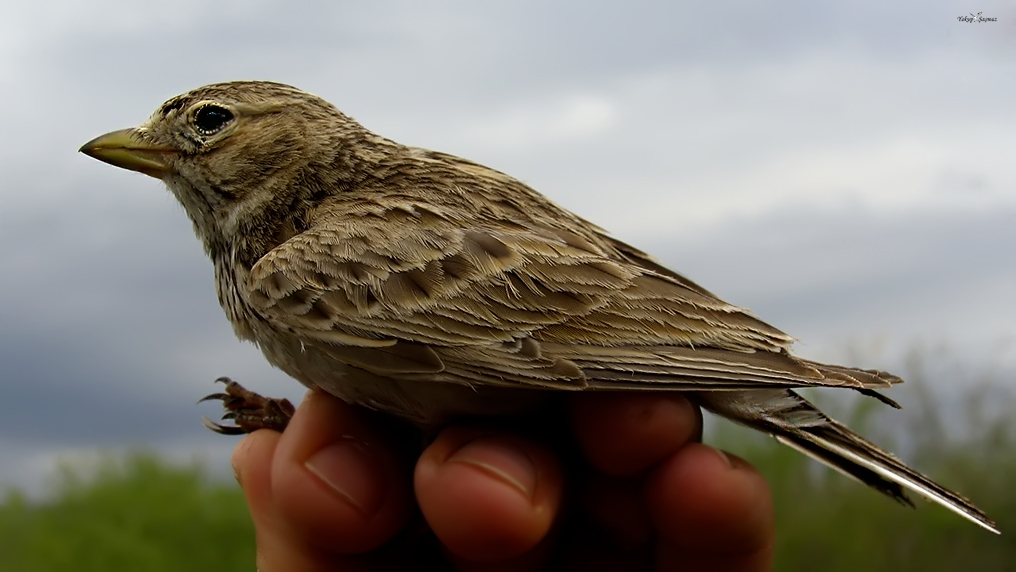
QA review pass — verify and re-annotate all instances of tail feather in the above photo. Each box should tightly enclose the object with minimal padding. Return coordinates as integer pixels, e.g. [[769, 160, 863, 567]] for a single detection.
[[773, 426, 913, 507], [697, 389, 999, 534]]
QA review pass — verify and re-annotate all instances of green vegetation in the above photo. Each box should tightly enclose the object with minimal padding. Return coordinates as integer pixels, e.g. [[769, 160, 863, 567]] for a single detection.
[[0, 454, 255, 572], [713, 389, 1016, 571], [712, 346, 1016, 571], [1, 351, 1013, 570]]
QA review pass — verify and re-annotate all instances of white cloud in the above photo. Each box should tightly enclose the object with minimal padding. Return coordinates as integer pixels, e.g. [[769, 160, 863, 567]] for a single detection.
[[457, 94, 619, 151], [465, 50, 1016, 239]]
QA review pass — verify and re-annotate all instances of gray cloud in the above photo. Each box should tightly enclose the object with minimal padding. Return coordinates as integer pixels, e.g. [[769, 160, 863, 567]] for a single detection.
[[647, 204, 1016, 356], [1, 0, 1013, 491]]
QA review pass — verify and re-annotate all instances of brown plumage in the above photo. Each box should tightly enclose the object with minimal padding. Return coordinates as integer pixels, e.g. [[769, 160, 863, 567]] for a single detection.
[[80, 80, 997, 533]]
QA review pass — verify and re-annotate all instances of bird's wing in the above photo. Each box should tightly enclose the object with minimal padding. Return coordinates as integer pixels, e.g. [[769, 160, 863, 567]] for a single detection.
[[598, 234, 722, 300], [247, 200, 900, 392]]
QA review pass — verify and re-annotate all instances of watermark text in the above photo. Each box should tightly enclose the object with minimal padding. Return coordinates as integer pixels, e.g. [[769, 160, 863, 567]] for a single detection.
[[958, 12, 997, 22]]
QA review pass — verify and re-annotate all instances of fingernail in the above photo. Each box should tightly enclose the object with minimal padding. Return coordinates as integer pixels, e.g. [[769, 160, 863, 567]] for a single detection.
[[664, 394, 694, 414], [230, 435, 253, 485], [305, 438, 385, 518], [712, 448, 733, 470], [448, 437, 537, 500]]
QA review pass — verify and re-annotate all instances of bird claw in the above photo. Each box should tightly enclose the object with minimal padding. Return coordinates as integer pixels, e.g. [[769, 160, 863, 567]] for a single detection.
[[198, 377, 295, 434]]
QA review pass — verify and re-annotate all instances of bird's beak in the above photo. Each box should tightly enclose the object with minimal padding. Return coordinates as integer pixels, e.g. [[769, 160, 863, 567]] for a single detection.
[[79, 129, 176, 179]]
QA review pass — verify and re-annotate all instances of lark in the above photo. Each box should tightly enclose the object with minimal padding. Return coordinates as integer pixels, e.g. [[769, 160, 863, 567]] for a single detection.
[[81, 81, 997, 533]]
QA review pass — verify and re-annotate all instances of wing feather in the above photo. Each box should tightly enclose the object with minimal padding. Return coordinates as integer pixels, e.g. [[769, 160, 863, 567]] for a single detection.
[[246, 200, 895, 392]]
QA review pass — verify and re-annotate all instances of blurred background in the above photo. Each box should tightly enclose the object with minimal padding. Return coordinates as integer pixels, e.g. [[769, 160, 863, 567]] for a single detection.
[[0, 0, 1013, 569]]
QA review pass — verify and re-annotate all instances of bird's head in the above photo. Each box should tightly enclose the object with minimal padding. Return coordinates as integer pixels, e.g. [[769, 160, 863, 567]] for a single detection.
[[80, 81, 377, 257]]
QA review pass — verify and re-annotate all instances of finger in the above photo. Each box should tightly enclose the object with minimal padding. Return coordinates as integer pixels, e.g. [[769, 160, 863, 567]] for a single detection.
[[232, 429, 301, 570], [571, 393, 702, 476], [645, 444, 774, 571], [272, 390, 415, 554], [237, 428, 359, 571], [235, 389, 415, 571], [415, 427, 564, 565]]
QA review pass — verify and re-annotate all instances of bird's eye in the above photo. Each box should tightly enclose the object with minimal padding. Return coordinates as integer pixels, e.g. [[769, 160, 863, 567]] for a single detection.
[[193, 105, 234, 134]]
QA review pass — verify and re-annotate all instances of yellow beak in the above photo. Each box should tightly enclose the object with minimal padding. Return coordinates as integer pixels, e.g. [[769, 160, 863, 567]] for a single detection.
[[79, 129, 176, 179]]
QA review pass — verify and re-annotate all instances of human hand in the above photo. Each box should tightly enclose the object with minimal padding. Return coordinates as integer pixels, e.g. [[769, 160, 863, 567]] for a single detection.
[[231, 389, 774, 570]]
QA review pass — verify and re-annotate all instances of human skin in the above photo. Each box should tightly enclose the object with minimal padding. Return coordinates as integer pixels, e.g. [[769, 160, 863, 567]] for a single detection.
[[231, 389, 775, 571]]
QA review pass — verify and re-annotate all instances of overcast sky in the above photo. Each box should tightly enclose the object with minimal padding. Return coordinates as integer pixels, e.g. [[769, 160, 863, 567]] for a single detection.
[[0, 0, 1013, 492]]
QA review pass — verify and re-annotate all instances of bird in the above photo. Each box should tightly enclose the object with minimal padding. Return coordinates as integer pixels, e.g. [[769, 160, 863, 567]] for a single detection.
[[80, 80, 997, 534]]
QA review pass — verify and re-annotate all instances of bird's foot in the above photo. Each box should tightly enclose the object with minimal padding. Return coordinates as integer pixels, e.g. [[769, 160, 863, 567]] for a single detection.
[[199, 377, 295, 434]]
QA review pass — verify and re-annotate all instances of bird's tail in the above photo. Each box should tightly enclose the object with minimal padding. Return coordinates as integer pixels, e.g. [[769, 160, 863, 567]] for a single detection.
[[696, 388, 999, 534]]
